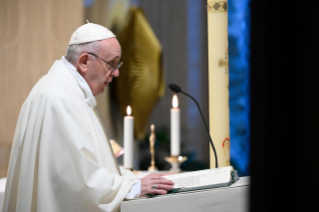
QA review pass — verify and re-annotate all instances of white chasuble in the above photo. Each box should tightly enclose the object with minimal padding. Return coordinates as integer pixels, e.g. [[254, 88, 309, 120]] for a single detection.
[[2, 60, 138, 212]]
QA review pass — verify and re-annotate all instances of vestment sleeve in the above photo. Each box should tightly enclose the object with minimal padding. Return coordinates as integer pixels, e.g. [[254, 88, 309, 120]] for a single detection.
[[36, 91, 138, 212]]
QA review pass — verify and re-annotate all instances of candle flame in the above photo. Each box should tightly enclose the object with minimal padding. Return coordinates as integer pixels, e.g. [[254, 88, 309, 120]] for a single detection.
[[126, 105, 132, 115], [172, 95, 179, 108], [178, 156, 183, 161]]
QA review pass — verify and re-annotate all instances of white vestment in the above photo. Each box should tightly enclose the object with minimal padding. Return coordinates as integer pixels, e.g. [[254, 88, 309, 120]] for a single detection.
[[2, 58, 139, 212]]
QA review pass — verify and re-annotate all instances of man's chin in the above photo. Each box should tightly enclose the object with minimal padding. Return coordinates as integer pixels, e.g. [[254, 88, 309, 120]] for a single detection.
[[93, 88, 105, 96]]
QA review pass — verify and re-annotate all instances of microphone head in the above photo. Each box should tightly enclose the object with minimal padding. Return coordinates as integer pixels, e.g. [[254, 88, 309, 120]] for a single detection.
[[168, 84, 182, 93]]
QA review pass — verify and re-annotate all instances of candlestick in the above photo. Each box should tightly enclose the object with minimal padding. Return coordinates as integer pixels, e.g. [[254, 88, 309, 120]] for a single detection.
[[171, 94, 180, 156], [148, 124, 158, 173], [124, 105, 134, 170], [165, 155, 187, 174]]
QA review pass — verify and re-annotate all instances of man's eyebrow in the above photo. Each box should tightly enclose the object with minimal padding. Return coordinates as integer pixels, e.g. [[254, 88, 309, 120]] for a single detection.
[[110, 56, 121, 60], [108, 56, 121, 63]]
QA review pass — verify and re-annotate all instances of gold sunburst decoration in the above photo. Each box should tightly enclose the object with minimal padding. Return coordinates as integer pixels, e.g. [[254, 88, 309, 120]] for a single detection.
[[110, 7, 165, 140]]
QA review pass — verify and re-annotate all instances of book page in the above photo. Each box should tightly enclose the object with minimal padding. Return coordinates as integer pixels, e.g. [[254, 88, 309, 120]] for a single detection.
[[163, 166, 232, 188]]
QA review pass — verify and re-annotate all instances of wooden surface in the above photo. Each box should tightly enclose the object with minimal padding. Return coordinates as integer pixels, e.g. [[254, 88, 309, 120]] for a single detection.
[[0, 0, 84, 177]]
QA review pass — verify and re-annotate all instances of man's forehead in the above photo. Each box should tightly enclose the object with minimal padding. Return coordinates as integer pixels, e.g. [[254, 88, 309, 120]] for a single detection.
[[100, 38, 120, 47], [99, 39, 122, 58]]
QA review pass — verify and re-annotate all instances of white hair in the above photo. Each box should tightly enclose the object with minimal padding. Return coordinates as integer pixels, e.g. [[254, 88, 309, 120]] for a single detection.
[[65, 41, 101, 65]]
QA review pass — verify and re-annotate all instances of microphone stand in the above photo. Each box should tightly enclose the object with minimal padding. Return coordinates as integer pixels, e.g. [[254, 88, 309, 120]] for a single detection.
[[180, 90, 218, 168]]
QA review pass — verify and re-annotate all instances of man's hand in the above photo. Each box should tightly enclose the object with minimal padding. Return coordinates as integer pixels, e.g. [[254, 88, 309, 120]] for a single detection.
[[139, 173, 174, 197]]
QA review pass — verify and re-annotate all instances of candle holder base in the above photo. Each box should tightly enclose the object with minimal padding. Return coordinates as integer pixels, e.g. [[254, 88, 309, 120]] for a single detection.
[[165, 156, 187, 174], [124, 167, 133, 171], [148, 165, 158, 173]]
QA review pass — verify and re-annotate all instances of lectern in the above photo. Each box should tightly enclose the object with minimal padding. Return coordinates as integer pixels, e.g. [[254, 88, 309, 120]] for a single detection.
[[121, 176, 250, 212]]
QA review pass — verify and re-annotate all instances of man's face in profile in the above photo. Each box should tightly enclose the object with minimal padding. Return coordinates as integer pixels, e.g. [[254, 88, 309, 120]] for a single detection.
[[84, 38, 121, 96]]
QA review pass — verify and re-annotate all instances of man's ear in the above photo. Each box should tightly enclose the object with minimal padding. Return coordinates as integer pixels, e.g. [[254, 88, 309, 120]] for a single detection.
[[78, 53, 89, 74]]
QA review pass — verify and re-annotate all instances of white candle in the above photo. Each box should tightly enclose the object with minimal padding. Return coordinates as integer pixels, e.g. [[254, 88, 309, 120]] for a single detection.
[[124, 105, 134, 169], [171, 95, 180, 156]]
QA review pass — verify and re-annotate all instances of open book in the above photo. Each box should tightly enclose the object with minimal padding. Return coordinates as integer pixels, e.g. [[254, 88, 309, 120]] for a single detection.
[[161, 166, 238, 194]]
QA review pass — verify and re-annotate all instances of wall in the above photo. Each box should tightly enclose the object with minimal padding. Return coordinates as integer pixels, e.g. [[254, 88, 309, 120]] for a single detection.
[[0, 0, 83, 178], [136, 0, 210, 170]]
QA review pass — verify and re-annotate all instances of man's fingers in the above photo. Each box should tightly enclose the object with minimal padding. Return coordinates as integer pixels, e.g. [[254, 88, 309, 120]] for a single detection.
[[140, 173, 175, 197], [152, 178, 175, 185], [152, 184, 174, 191], [148, 174, 175, 185], [149, 189, 168, 195]]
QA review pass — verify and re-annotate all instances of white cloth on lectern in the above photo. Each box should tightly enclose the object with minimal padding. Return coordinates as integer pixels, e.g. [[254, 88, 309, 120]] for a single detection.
[[2, 58, 140, 212]]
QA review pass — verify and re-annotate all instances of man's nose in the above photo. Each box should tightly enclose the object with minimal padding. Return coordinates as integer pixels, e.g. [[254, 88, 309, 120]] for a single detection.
[[111, 69, 120, 77]]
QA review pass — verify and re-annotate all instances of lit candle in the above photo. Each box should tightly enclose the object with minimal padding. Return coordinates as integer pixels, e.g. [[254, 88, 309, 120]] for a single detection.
[[171, 95, 180, 156], [124, 105, 134, 169]]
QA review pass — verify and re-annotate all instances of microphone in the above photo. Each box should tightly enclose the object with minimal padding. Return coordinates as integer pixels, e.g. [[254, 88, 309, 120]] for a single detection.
[[168, 84, 218, 168]]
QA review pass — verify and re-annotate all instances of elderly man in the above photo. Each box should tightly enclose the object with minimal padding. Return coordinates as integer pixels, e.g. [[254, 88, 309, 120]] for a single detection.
[[2, 23, 173, 212]]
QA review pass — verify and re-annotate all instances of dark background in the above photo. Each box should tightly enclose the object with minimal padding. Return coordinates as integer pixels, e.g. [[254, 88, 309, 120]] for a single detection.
[[250, 1, 319, 211]]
